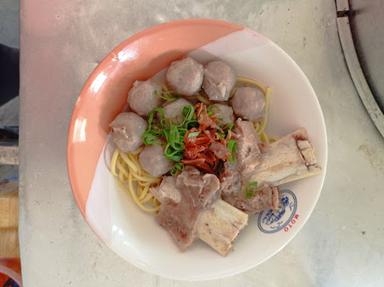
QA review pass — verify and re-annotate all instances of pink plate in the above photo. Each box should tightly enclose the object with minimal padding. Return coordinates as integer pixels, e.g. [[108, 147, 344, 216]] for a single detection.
[[67, 19, 327, 280]]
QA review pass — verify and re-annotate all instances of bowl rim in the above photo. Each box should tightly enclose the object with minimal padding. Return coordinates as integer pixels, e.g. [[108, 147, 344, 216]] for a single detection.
[[66, 18, 328, 280]]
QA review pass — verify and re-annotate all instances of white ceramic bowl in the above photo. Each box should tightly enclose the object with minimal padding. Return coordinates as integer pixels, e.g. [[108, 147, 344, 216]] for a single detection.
[[67, 19, 327, 281]]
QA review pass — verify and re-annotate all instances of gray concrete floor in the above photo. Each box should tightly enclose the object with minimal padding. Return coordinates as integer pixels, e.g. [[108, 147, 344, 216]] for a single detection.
[[0, 0, 19, 180]]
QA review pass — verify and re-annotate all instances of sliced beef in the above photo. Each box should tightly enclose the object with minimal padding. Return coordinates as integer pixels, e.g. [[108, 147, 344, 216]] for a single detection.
[[235, 118, 261, 171], [154, 167, 249, 255], [156, 166, 221, 250], [150, 176, 181, 204], [209, 142, 228, 160], [220, 162, 242, 196], [220, 127, 321, 214], [222, 184, 280, 214], [219, 161, 279, 214]]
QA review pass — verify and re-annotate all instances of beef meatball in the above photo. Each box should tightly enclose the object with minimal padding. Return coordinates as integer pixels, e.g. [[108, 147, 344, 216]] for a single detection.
[[139, 145, 173, 177], [231, 87, 265, 121], [110, 112, 147, 152], [203, 61, 236, 101], [209, 104, 234, 126], [166, 57, 204, 96], [128, 80, 162, 116], [163, 98, 192, 124]]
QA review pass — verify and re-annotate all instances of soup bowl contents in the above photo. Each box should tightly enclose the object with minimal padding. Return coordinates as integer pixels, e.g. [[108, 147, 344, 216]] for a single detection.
[[67, 19, 327, 280], [109, 57, 322, 256]]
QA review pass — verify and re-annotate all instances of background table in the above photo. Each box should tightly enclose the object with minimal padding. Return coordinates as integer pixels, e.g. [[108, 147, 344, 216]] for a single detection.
[[20, 0, 384, 286]]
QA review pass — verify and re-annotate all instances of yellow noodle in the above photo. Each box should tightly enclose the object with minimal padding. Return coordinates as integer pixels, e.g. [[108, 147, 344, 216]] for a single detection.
[[119, 151, 139, 173], [116, 161, 129, 177], [110, 149, 119, 176], [110, 148, 161, 213], [127, 173, 159, 213], [236, 76, 267, 94], [269, 136, 278, 143], [138, 181, 151, 187], [117, 179, 159, 213], [127, 153, 139, 163], [142, 193, 155, 204], [130, 171, 160, 183], [118, 170, 126, 182], [138, 184, 150, 201], [260, 131, 270, 144], [131, 147, 143, 155], [257, 87, 271, 138]]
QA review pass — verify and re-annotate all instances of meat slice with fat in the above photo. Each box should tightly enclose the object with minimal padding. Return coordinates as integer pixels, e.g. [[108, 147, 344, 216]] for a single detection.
[[220, 121, 320, 214], [220, 162, 280, 214], [235, 118, 261, 171], [156, 166, 221, 250], [153, 166, 248, 255]]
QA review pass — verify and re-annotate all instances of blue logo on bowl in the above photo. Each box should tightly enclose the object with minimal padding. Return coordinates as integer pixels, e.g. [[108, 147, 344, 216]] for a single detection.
[[257, 189, 298, 234]]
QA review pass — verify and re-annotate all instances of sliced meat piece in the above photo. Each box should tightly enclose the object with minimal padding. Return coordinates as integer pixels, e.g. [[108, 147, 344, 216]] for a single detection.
[[220, 162, 242, 196], [154, 167, 248, 255], [209, 104, 234, 126], [231, 86, 265, 121], [166, 57, 204, 96], [235, 118, 261, 171], [138, 144, 173, 177], [200, 174, 221, 206], [110, 112, 147, 153], [163, 98, 192, 124], [156, 167, 221, 250], [176, 166, 221, 208], [209, 142, 228, 160], [127, 80, 162, 116], [243, 128, 321, 186], [222, 184, 280, 214], [150, 176, 181, 204], [203, 60, 236, 101], [220, 161, 280, 214]]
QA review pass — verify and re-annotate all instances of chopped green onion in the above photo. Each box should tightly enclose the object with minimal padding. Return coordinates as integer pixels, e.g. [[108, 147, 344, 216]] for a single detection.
[[159, 87, 179, 102], [245, 181, 258, 199], [247, 181, 258, 189], [227, 139, 237, 163], [143, 132, 160, 145], [181, 105, 195, 124], [217, 130, 225, 140], [142, 105, 197, 163], [188, 131, 200, 138], [226, 123, 234, 131], [171, 162, 184, 176], [207, 105, 215, 116]]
